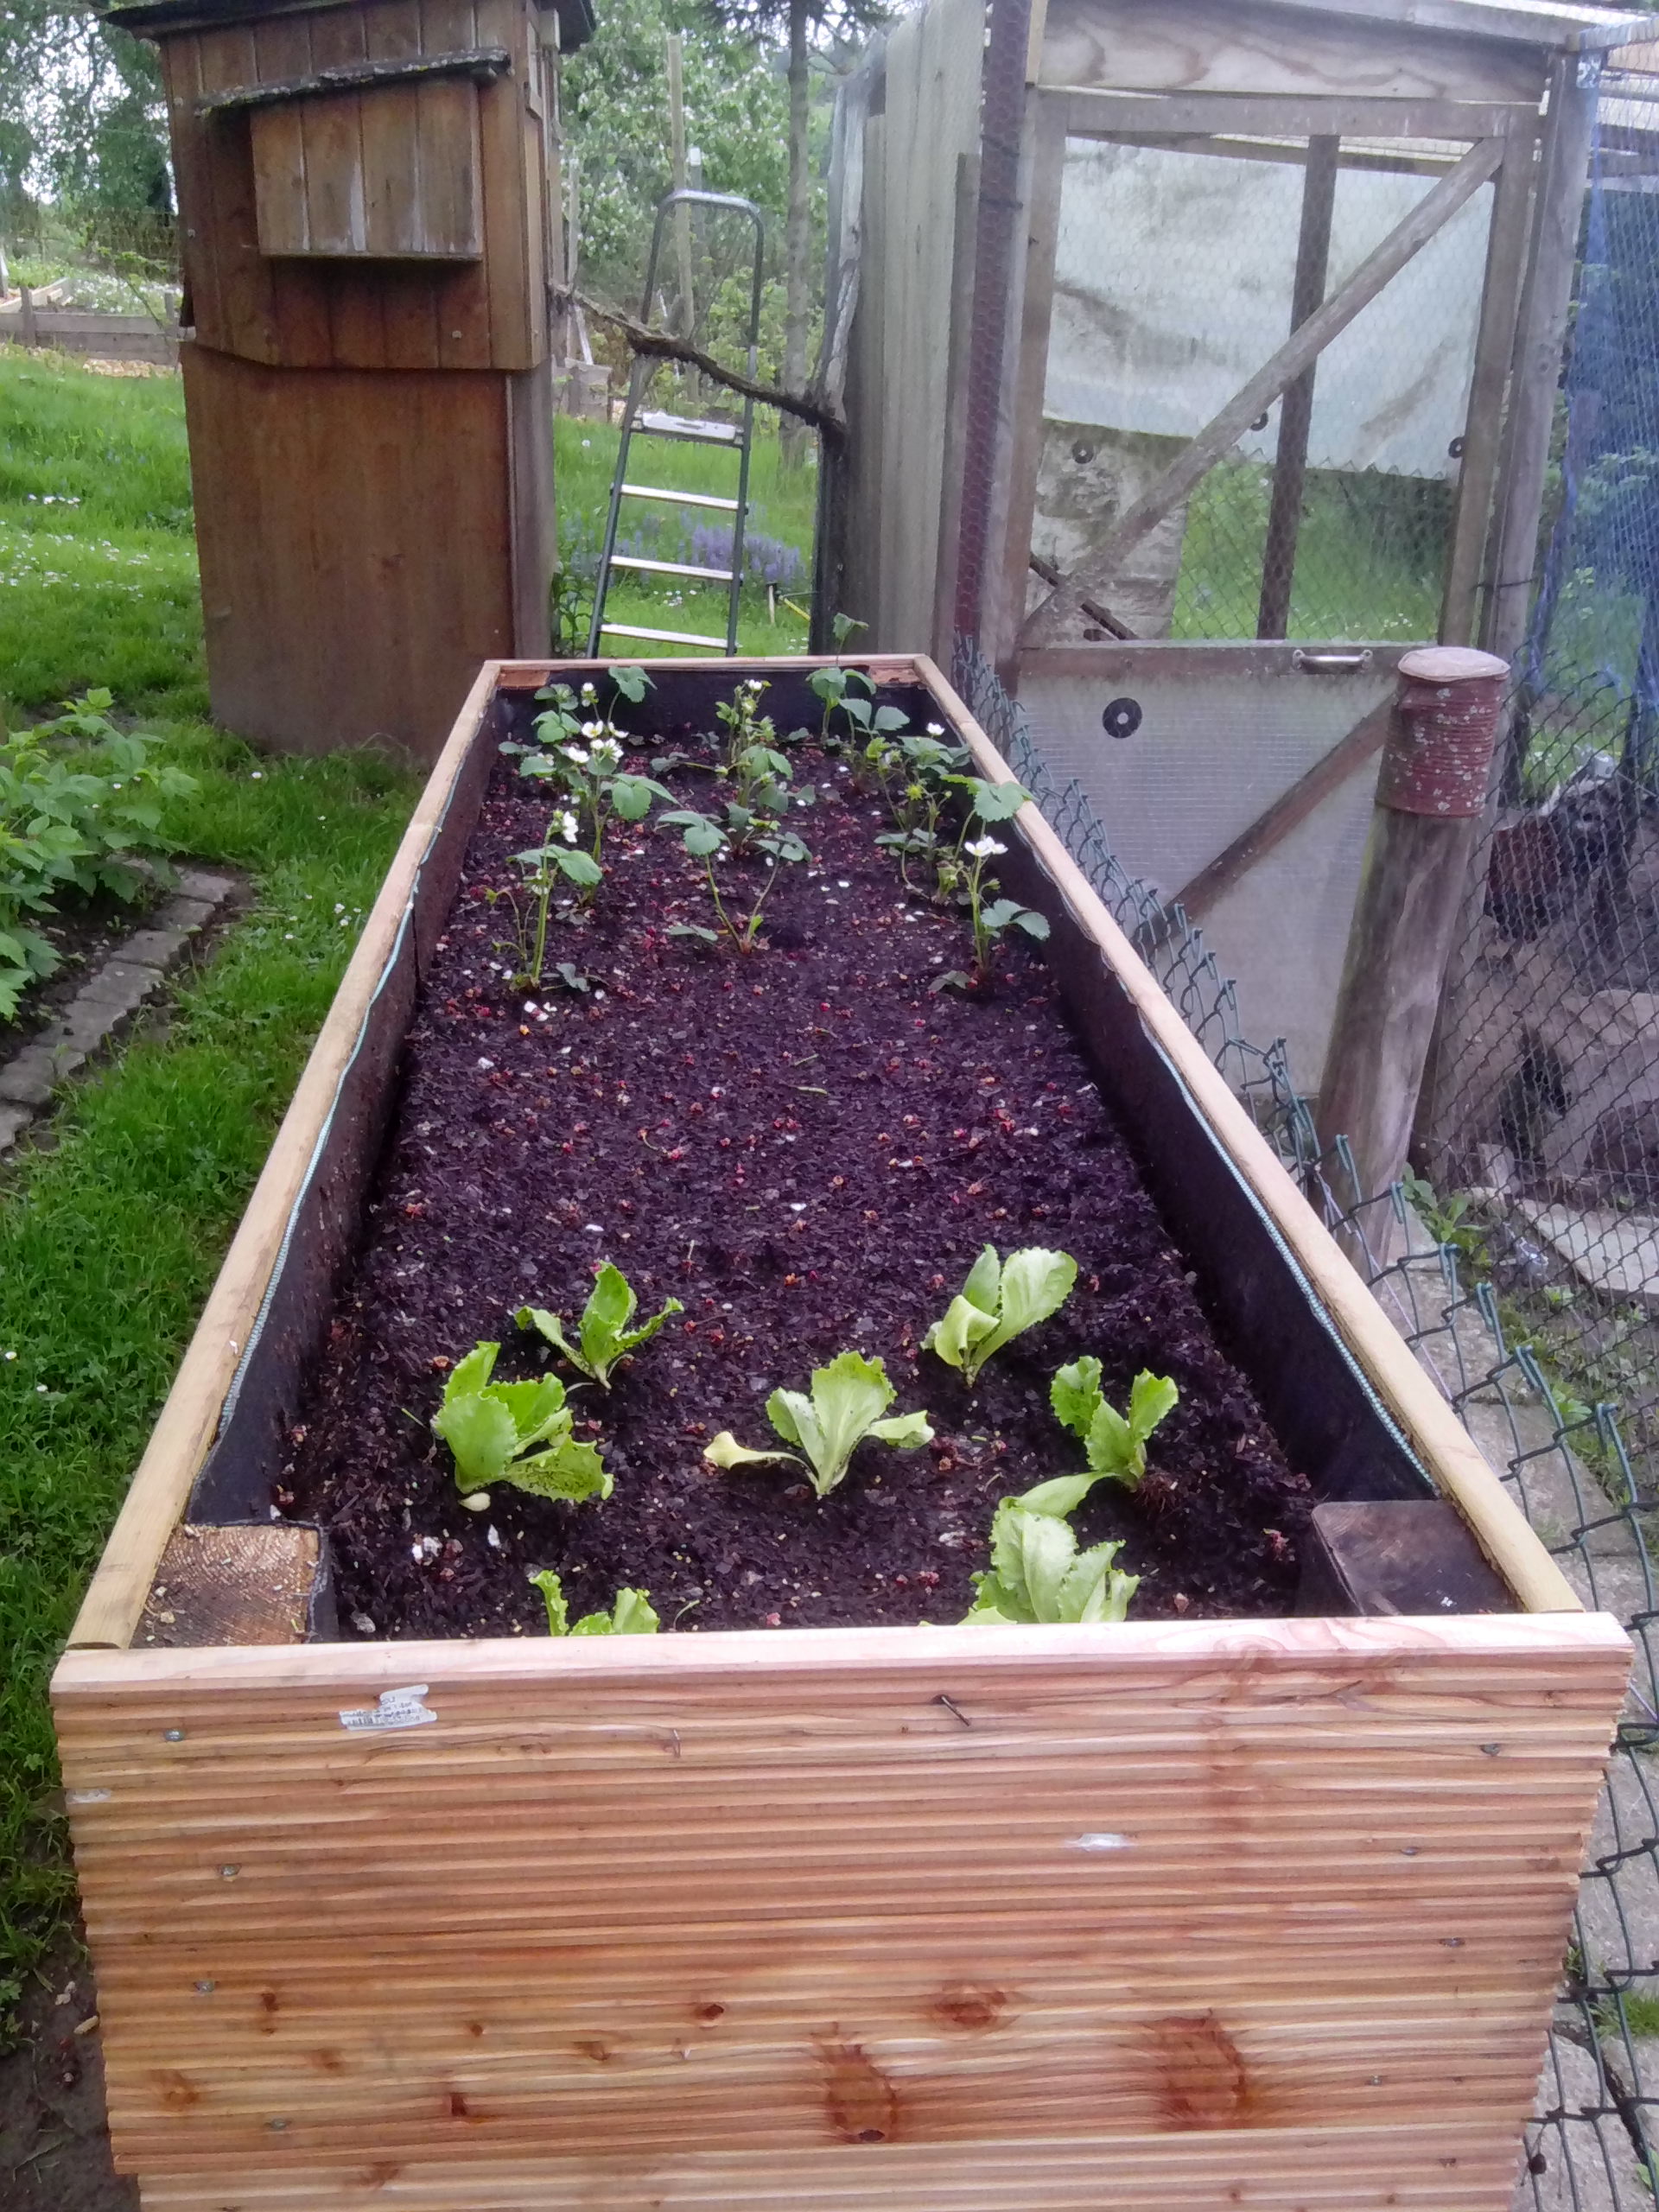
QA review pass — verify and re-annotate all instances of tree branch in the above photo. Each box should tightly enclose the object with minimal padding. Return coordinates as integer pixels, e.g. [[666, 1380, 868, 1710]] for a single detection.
[[556, 287, 845, 445]]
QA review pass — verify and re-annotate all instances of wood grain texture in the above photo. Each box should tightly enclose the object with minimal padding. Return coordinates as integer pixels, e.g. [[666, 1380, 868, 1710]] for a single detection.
[[127, 2129, 1530, 2209], [66, 653, 499, 1652], [57, 654, 1628, 2209], [156, 0, 537, 370], [138, 1525, 322, 1647], [180, 345, 518, 757], [54, 1614, 1627, 2195], [1038, 0, 1549, 102]]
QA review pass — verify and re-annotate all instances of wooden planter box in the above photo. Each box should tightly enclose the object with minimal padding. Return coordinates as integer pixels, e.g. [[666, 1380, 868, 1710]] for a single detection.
[[55, 657, 1628, 2212]]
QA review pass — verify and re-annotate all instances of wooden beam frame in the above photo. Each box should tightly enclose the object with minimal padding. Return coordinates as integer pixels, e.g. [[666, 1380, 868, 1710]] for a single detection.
[[989, 90, 1068, 677], [1060, 89, 1541, 141], [1439, 119, 1538, 644], [1021, 133, 1505, 647], [1172, 696, 1395, 921], [1257, 133, 1339, 639], [1482, 55, 1601, 668]]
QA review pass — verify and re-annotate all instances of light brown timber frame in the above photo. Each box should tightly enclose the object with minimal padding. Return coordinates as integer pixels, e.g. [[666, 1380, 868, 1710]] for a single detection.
[[56, 653, 1629, 2212], [70, 652, 1580, 1649]]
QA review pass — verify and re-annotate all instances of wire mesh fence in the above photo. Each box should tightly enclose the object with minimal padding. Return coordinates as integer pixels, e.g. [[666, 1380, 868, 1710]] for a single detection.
[[1036, 134, 1486, 644], [952, 632, 1659, 2209]]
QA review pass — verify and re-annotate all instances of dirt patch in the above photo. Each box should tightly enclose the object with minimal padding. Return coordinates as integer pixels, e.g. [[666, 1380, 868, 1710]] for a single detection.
[[0, 1938, 134, 2212], [283, 727, 1312, 1635]]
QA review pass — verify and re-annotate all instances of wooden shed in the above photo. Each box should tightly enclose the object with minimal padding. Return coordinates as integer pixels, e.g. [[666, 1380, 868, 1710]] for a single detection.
[[841, 0, 1656, 1086], [105, 0, 594, 760]]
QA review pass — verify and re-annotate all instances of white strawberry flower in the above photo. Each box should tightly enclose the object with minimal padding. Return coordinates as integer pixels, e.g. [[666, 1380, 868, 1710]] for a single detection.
[[966, 835, 1007, 859]]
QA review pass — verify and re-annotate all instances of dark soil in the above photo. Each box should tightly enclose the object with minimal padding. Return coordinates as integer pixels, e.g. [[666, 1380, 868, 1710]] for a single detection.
[[282, 721, 1313, 1637], [4, 888, 157, 1041], [0, 1935, 134, 2212]]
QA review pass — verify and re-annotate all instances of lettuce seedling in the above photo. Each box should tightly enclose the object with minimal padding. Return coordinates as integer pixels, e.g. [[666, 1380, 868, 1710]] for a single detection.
[[963, 1498, 1138, 1624], [432, 1342, 612, 1509], [703, 1349, 932, 1497], [1016, 1361, 1179, 1516], [924, 1245, 1077, 1386], [516, 1263, 683, 1389], [529, 1569, 659, 1636]]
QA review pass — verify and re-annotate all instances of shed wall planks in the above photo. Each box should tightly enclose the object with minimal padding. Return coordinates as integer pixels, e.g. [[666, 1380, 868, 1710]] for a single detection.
[[181, 345, 524, 757], [164, 0, 543, 370], [54, 1616, 1627, 2204]]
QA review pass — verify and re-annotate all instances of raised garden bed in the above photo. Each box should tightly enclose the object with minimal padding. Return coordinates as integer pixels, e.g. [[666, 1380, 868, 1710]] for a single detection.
[[54, 656, 1629, 2212]]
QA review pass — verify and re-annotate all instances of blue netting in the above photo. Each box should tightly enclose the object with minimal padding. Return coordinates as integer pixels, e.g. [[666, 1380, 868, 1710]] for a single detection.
[[1522, 96, 1659, 794]]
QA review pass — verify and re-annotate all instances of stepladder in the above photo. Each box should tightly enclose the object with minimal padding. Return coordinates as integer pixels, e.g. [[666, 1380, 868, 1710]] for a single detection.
[[587, 189, 766, 658]]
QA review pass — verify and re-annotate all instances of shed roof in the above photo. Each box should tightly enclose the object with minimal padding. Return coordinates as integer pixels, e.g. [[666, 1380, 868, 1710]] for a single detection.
[[1228, 0, 1655, 54], [100, 0, 597, 50]]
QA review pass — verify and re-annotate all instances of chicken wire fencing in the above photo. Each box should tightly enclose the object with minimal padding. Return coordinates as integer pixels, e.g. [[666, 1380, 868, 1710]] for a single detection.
[[1034, 133, 1488, 645], [952, 633, 1659, 2209], [1422, 73, 1659, 1730]]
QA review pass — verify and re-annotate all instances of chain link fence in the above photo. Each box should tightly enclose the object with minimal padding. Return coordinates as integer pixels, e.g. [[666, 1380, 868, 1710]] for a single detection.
[[953, 632, 1659, 2210], [1424, 76, 1659, 1665]]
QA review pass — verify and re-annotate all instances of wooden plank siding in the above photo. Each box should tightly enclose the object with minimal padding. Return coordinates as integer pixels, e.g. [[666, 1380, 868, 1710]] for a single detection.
[[181, 345, 521, 754], [162, 0, 543, 371], [1036, 0, 1551, 103], [844, 0, 983, 652], [55, 1613, 1629, 2204]]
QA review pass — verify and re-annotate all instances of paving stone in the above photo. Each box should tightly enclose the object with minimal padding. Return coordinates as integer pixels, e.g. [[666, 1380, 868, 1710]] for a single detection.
[[1516, 2034, 1650, 2212], [76, 961, 166, 1014], [115, 926, 192, 970], [151, 896, 215, 935], [1575, 1754, 1659, 1985], [0, 1102, 32, 1152], [175, 868, 237, 904], [0, 1049, 67, 1105], [45, 1001, 126, 1055]]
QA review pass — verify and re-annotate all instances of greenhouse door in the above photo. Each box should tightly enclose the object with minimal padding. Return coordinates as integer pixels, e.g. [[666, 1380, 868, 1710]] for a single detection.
[[993, 89, 1539, 1089]]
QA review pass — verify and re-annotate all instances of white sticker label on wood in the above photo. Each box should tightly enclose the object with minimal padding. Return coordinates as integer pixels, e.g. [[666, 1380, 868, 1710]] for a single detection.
[[339, 1685, 437, 1732]]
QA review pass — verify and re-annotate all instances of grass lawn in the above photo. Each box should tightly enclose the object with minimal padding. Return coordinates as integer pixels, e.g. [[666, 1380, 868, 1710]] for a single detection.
[[0, 348, 421, 2032]]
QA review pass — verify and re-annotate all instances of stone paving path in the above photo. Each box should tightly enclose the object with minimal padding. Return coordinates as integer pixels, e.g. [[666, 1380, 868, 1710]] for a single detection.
[[1378, 1230, 1659, 2210], [0, 870, 238, 1156]]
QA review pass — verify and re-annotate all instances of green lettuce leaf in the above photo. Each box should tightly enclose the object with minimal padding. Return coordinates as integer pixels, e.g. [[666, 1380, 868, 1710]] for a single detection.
[[925, 1245, 1077, 1385], [963, 1501, 1138, 1624], [711, 1351, 933, 1497]]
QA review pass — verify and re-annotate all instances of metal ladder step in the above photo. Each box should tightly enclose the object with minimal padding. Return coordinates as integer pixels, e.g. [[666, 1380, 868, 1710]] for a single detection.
[[620, 483, 741, 512], [599, 620, 730, 649], [588, 188, 766, 658], [609, 554, 735, 582], [635, 410, 742, 446]]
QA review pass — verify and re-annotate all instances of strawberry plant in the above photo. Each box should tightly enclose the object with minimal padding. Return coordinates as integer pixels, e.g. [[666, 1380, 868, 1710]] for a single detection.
[[658, 808, 810, 951], [925, 1245, 1077, 1386], [528, 1570, 659, 1636], [963, 1498, 1139, 1624], [704, 1349, 933, 1497], [1017, 1363, 1179, 1516], [517, 1263, 683, 1389], [432, 1342, 612, 1510]]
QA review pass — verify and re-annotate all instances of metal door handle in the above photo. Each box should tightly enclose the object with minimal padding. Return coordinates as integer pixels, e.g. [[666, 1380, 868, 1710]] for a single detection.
[[1293, 649, 1374, 673]]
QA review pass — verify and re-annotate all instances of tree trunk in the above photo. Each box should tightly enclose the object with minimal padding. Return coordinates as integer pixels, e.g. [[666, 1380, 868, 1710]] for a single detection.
[[780, 0, 810, 469]]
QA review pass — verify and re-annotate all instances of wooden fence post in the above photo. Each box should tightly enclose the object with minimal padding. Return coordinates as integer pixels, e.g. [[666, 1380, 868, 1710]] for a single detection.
[[18, 283, 35, 348], [1317, 645, 1510, 1232]]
